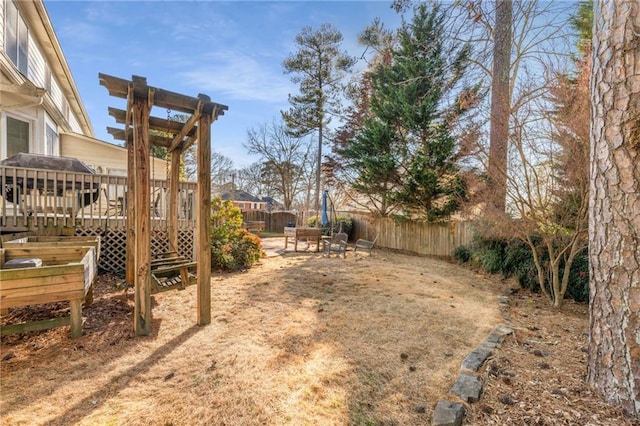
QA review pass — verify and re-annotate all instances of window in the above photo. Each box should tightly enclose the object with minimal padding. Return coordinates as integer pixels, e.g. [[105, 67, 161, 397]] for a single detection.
[[6, 116, 30, 156], [45, 124, 57, 156], [4, 1, 29, 75]]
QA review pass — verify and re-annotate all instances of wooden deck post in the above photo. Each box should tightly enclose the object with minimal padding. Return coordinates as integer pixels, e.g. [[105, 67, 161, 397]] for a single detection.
[[168, 149, 180, 253], [126, 138, 135, 286], [69, 299, 82, 338], [197, 108, 212, 325], [132, 77, 152, 336]]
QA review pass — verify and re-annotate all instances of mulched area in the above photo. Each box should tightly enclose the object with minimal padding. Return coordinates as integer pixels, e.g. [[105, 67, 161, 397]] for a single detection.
[[465, 287, 639, 425]]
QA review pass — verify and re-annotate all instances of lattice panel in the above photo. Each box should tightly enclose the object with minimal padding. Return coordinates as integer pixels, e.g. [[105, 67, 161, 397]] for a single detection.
[[178, 228, 194, 261], [75, 226, 194, 274]]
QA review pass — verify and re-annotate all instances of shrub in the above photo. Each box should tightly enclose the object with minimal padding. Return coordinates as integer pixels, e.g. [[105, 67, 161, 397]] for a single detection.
[[471, 238, 506, 274], [564, 251, 589, 303], [210, 197, 264, 271], [453, 245, 471, 263], [464, 235, 589, 302]]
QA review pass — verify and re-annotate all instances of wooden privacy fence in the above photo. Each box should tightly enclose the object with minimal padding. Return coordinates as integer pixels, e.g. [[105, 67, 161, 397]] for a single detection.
[[242, 211, 297, 232], [349, 214, 474, 257]]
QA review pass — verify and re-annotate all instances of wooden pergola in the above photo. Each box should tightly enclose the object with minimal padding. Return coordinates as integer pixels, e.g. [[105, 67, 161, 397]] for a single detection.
[[99, 74, 228, 336]]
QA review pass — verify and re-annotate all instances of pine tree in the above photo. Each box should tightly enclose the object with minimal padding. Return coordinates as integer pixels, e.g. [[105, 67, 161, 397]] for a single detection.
[[282, 23, 355, 218]]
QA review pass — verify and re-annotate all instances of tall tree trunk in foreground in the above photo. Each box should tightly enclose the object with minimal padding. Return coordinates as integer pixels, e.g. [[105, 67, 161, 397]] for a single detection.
[[588, 0, 640, 416], [487, 0, 512, 213]]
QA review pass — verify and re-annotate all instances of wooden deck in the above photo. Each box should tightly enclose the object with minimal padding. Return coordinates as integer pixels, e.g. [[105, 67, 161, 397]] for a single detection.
[[0, 165, 197, 232]]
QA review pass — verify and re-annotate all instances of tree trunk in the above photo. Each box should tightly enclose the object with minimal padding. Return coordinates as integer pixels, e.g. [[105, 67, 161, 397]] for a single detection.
[[487, 0, 512, 213], [588, 0, 640, 416]]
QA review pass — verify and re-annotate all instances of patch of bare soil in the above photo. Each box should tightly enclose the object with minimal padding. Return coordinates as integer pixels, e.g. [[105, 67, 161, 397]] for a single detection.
[[0, 239, 635, 425]]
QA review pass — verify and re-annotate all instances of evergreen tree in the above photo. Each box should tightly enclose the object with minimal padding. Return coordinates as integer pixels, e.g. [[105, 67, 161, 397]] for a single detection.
[[337, 3, 477, 220], [281, 23, 355, 218]]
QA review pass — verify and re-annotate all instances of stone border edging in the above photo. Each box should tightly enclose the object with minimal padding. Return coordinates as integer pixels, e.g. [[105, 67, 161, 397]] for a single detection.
[[432, 321, 514, 425]]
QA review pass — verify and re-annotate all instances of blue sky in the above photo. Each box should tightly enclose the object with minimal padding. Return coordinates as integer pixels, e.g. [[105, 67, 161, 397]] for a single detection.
[[44, 0, 402, 167]]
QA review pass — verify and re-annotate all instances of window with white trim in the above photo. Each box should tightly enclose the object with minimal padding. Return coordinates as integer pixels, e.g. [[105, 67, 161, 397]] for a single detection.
[[6, 116, 30, 157], [45, 124, 57, 156], [4, 0, 29, 75]]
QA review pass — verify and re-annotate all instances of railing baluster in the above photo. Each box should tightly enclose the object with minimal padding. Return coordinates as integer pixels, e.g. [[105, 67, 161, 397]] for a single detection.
[[0, 165, 199, 233]]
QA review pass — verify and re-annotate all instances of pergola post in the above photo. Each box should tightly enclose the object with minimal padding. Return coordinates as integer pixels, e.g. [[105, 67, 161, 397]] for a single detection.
[[125, 138, 135, 286], [196, 110, 212, 325], [132, 78, 152, 336]]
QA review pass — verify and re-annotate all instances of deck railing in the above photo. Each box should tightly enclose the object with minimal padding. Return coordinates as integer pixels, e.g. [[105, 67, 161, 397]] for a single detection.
[[0, 165, 197, 231]]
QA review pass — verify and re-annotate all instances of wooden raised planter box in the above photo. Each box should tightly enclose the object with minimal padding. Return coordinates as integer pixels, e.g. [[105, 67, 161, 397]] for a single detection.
[[2, 235, 101, 264], [284, 227, 322, 252], [0, 245, 97, 338]]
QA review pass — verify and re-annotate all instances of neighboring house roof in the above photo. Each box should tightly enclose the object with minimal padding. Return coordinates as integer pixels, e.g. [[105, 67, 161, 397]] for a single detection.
[[220, 190, 263, 203], [261, 196, 285, 210]]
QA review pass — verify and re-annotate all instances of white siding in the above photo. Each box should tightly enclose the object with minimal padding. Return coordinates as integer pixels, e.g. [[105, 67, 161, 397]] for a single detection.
[[50, 76, 64, 112], [60, 133, 168, 180], [68, 110, 81, 133], [27, 34, 46, 87], [0, 0, 5, 51]]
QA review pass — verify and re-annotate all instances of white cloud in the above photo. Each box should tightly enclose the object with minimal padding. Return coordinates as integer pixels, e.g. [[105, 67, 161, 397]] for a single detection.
[[177, 50, 294, 103]]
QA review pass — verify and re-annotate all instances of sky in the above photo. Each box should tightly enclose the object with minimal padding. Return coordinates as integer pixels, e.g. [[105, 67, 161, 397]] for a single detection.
[[44, 0, 403, 168]]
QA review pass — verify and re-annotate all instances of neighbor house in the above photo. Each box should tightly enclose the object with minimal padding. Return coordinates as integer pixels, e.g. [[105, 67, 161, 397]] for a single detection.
[[220, 189, 268, 212]]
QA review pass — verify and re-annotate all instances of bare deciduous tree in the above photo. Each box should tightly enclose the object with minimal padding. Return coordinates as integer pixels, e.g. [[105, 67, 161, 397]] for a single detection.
[[244, 120, 314, 210]]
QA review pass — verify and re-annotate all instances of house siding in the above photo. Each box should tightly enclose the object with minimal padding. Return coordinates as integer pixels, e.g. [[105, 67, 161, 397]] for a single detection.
[[27, 33, 46, 87], [0, 0, 4, 51], [60, 132, 168, 180]]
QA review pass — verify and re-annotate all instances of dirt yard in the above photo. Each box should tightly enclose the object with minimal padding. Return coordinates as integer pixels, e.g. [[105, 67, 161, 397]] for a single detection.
[[0, 238, 635, 425]]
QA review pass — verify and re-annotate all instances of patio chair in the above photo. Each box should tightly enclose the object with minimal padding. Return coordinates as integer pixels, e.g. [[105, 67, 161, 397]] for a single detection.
[[354, 234, 378, 256], [322, 232, 348, 258]]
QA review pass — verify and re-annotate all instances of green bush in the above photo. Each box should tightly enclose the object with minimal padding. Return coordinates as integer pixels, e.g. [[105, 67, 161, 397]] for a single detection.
[[564, 251, 589, 303], [210, 197, 264, 271], [453, 245, 471, 263], [463, 236, 588, 303], [471, 239, 506, 274], [502, 240, 540, 292]]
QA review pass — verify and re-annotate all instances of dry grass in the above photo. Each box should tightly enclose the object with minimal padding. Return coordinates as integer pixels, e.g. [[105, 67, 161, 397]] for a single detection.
[[1, 242, 502, 425]]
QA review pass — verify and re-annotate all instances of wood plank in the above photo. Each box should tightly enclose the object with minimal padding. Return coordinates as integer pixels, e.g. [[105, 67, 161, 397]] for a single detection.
[[3, 246, 90, 262], [197, 113, 212, 325], [99, 73, 228, 116], [108, 127, 171, 147], [4, 241, 100, 261], [0, 316, 71, 337], [168, 149, 180, 252], [126, 138, 135, 286], [109, 107, 196, 136], [0, 264, 84, 282], [168, 106, 201, 152], [69, 299, 82, 338], [1, 272, 83, 292], [3, 290, 85, 308], [132, 94, 152, 336]]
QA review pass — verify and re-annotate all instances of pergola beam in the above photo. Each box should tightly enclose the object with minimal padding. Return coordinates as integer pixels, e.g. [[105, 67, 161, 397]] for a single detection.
[[168, 104, 201, 152], [99, 73, 227, 117]]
